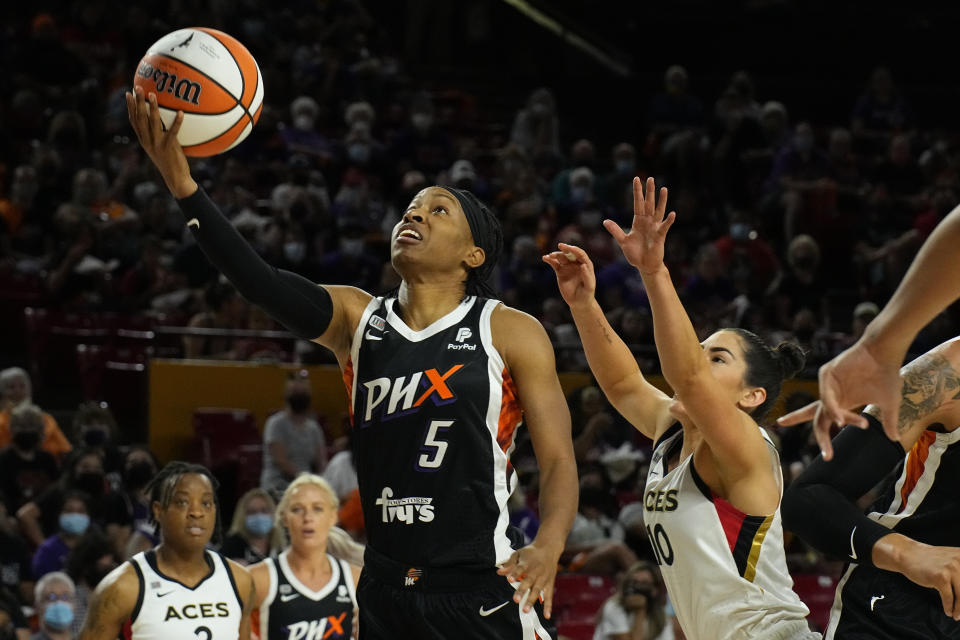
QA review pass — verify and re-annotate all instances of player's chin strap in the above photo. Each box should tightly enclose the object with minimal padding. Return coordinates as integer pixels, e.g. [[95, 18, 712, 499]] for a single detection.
[[177, 187, 333, 339]]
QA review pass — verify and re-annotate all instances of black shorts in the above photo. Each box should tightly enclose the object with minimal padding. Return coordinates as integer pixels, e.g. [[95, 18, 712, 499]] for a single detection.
[[828, 564, 960, 639], [358, 547, 556, 640]]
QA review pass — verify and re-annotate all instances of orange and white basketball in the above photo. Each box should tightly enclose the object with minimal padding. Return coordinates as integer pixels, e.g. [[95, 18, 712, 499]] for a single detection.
[[133, 27, 264, 157]]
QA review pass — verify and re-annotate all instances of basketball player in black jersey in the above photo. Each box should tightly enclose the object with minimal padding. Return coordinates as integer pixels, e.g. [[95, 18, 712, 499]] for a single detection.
[[79, 462, 256, 640], [780, 204, 960, 460], [249, 474, 362, 640], [126, 87, 577, 639], [781, 337, 960, 638]]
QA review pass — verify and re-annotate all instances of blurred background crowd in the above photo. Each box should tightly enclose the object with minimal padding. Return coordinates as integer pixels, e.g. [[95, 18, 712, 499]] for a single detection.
[[2, 0, 959, 638]]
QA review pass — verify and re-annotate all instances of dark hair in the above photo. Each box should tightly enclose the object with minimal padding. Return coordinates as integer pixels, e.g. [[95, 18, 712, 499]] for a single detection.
[[203, 281, 238, 312], [71, 401, 117, 440], [61, 489, 92, 512], [728, 328, 806, 421], [65, 530, 116, 585], [144, 461, 223, 545], [59, 446, 105, 489], [445, 187, 503, 299]]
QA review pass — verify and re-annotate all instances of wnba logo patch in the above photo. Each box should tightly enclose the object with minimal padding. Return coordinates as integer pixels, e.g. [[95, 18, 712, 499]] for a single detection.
[[369, 316, 386, 331], [404, 568, 422, 587]]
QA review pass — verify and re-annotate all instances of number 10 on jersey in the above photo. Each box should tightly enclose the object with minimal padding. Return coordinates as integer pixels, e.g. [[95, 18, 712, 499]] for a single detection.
[[417, 419, 453, 470]]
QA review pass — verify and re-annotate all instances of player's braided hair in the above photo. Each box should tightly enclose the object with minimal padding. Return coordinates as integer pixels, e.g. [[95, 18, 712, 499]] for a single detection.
[[729, 328, 806, 422], [144, 461, 223, 545]]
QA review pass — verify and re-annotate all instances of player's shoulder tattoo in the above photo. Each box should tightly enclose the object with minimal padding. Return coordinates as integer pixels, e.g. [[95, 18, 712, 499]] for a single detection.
[[897, 352, 960, 434]]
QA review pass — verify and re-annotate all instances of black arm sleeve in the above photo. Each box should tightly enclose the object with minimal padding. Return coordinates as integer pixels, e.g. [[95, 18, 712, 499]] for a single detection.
[[781, 414, 906, 566], [177, 187, 333, 340]]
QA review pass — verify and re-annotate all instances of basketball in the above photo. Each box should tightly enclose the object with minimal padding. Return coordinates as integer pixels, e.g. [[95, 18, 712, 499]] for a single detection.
[[133, 27, 264, 157]]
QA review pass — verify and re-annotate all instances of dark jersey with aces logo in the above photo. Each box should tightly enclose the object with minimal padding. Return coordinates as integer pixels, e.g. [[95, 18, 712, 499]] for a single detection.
[[344, 296, 523, 570]]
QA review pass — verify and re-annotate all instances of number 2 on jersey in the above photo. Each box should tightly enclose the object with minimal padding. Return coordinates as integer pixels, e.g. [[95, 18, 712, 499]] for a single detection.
[[417, 419, 453, 470]]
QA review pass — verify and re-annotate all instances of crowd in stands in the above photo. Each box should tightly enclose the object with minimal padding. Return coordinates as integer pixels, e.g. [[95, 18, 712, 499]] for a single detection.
[[2, 1, 959, 638]]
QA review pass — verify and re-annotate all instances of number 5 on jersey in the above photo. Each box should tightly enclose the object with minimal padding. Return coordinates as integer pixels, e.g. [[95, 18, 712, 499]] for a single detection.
[[417, 420, 452, 470]]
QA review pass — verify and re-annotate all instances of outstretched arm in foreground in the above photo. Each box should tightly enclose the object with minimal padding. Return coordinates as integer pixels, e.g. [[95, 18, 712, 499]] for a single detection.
[[125, 88, 369, 360], [779, 205, 960, 458], [543, 243, 672, 441]]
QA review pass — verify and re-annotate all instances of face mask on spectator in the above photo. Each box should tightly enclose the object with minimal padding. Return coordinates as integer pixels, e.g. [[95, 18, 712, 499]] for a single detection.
[[347, 143, 371, 165], [60, 513, 90, 536], [283, 242, 307, 264], [729, 223, 751, 241], [340, 238, 365, 257], [411, 113, 432, 132], [245, 513, 274, 536], [293, 115, 315, 131], [75, 471, 104, 495], [615, 159, 635, 175], [82, 427, 108, 446], [43, 602, 74, 630], [12, 431, 39, 452], [571, 186, 590, 204], [124, 461, 155, 488], [286, 392, 311, 414]]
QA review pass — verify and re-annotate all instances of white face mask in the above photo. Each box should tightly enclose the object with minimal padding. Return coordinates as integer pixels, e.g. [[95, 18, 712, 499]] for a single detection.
[[411, 113, 433, 131], [293, 115, 315, 131], [283, 242, 307, 263], [340, 238, 365, 257]]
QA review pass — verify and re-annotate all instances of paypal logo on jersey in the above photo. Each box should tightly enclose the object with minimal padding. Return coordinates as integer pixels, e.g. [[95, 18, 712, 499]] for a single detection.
[[448, 327, 477, 351], [360, 364, 463, 423]]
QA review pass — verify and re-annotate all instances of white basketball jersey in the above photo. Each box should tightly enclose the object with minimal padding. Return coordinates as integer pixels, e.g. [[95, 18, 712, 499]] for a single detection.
[[129, 549, 243, 640], [644, 427, 820, 640]]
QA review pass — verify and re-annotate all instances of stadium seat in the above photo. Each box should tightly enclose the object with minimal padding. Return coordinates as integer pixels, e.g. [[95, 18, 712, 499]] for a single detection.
[[793, 572, 838, 632]]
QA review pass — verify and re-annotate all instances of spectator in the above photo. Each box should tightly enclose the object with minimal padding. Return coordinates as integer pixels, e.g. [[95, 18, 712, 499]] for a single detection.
[[69, 402, 122, 476], [773, 234, 826, 330], [563, 464, 637, 575], [182, 280, 249, 359], [0, 583, 29, 640], [17, 448, 127, 553], [594, 561, 674, 640], [0, 497, 33, 607], [509, 87, 561, 157], [322, 428, 362, 540], [260, 371, 327, 495], [0, 368, 72, 461], [0, 405, 58, 514], [851, 66, 912, 153], [30, 571, 77, 640], [31, 491, 92, 579], [108, 446, 158, 559], [63, 532, 117, 639], [280, 96, 335, 164], [220, 488, 284, 565]]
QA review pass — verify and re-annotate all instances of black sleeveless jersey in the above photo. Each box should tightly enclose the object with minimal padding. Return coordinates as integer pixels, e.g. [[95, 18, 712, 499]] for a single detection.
[[257, 551, 356, 640], [866, 426, 960, 547], [344, 296, 523, 570]]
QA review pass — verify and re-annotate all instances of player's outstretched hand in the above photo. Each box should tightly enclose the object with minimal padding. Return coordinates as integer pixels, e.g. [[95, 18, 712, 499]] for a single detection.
[[603, 176, 676, 276], [777, 340, 902, 460], [542, 242, 596, 310], [125, 86, 197, 199], [496, 542, 560, 619]]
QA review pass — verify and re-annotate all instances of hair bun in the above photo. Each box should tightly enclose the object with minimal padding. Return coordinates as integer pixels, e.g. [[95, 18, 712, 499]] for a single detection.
[[774, 341, 807, 378]]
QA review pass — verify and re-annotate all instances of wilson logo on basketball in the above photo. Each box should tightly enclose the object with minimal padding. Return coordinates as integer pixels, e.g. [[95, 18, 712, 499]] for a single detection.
[[136, 61, 202, 105], [359, 364, 464, 423]]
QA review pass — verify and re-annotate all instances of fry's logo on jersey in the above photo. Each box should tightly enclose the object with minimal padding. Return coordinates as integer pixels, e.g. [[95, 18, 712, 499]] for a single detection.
[[285, 613, 348, 640], [375, 487, 435, 524], [360, 364, 463, 423]]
